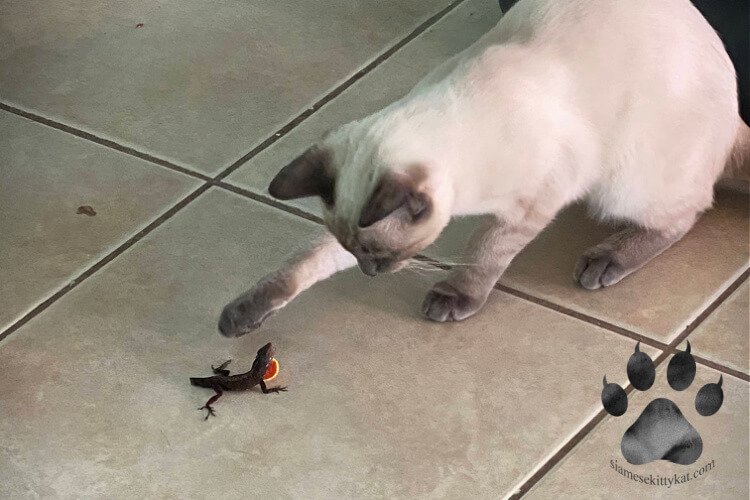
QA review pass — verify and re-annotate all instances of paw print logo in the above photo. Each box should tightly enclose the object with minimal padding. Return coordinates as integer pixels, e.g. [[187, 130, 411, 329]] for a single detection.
[[601, 342, 724, 465]]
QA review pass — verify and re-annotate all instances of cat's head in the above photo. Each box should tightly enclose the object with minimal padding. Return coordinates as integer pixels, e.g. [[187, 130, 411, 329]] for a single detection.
[[267, 126, 450, 276]]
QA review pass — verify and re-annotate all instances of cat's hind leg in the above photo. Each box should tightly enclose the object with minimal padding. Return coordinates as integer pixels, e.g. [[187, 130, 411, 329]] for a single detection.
[[574, 215, 697, 290], [423, 194, 563, 322]]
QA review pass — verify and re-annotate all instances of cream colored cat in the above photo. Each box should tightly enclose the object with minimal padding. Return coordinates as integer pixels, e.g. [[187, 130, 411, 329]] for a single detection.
[[219, 0, 749, 337]]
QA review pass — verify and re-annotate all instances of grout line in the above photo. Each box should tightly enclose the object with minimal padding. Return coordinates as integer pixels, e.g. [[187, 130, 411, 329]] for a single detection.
[[214, 182, 324, 225], [493, 283, 671, 350], [508, 269, 750, 498], [0, 184, 211, 343], [0, 102, 211, 182], [0, 0, 466, 344], [492, 278, 750, 380], [505, 410, 607, 499], [691, 354, 749, 382], [213, 0, 467, 182], [662, 268, 749, 349]]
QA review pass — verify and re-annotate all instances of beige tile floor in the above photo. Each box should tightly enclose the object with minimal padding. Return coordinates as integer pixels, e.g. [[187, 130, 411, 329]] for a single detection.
[[691, 282, 750, 375], [0, 0, 452, 174], [0, 1, 748, 498], [0, 112, 200, 333]]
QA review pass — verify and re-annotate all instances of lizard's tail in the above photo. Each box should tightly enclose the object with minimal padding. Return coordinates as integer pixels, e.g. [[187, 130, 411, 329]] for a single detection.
[[189, 377, 215, 388]]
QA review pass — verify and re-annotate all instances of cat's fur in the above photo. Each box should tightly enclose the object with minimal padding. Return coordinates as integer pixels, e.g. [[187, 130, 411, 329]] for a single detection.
[[219, 0, 749, 337]]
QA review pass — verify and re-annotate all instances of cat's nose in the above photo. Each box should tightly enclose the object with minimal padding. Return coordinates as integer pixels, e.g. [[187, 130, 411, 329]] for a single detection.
[[357, 257, 378, 277]]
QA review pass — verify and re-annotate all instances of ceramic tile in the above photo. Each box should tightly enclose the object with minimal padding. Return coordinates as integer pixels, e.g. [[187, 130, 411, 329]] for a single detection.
[[0, 111, 200, 332], [0, 0, 452, 174]]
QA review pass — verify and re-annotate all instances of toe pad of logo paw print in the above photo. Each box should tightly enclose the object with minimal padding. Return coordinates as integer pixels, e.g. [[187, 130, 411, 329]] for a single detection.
[[601, 342, 724, 465]]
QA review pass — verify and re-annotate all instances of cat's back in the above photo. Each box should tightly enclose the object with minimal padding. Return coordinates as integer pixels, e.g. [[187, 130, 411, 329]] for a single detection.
[[493, 0, 736, 145], [460, 0, 734, 114], [476, 0, 739, 221], [498, 0, 738, 223], [499, 0, 719, 46], [500, 0, 729, 78]]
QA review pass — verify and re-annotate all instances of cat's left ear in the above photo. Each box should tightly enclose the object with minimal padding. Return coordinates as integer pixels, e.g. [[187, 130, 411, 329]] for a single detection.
[[358, 172, 431, 228], [268, 146, 335, 205]]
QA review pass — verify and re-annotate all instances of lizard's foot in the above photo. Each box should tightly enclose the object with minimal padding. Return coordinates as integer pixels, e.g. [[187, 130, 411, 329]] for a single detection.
[[262, 385, 288, 394], [199, 404, 217, 420], [211, 359, 232, 376]]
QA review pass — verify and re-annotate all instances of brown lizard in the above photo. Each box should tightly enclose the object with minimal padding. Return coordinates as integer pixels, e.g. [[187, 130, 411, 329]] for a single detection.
[[189, 342, 287, 420]]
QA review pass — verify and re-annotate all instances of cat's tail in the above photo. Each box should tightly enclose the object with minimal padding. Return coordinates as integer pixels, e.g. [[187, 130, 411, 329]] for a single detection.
[[716, 120, 750, 193]]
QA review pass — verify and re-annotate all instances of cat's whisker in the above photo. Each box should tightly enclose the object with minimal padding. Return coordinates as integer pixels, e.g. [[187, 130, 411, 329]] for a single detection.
[[404, 261, 443, 273], [415, 259, 479, 268], [401, 266, 432, 279], [407, 259, 439, 266]]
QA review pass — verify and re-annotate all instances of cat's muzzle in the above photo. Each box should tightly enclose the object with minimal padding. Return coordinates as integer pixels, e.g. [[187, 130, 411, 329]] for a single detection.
[[356, 256, 395, 277]]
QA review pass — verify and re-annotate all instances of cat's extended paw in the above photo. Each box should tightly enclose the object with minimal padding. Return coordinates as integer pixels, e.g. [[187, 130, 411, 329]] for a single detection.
[[574, 247, 630, 290], [421, 281, 484, 323], [218, 276, 291, 337], [602, 342, 724, 466]]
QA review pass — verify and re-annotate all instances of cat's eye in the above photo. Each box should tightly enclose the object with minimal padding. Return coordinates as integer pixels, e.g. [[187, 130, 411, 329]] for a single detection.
[[360, 244, 370, 254], [412, 205, 428, 222]]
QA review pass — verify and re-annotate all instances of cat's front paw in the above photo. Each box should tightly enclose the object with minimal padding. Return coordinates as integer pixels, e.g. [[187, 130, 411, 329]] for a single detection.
[[218, 276, 291, 337], [421, 281, 485, 323]]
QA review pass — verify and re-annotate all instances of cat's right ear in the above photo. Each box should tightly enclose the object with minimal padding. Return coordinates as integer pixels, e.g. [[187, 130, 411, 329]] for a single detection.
[[268, 146, 334, 205]]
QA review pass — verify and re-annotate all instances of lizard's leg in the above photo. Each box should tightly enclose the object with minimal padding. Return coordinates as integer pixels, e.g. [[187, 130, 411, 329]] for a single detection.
[[259, 380, 288, 394], [211, 359, 232, 376], [198, 388, 223, 420], [219, 233, 356, 337]]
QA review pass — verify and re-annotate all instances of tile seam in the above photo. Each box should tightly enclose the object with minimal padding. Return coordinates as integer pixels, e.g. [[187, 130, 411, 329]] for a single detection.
[[0, 101, 211, 182]]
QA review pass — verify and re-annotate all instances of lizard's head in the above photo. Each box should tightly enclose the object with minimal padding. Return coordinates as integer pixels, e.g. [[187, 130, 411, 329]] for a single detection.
[[250, 342, 278, 377], [257, 342, 275, 360]]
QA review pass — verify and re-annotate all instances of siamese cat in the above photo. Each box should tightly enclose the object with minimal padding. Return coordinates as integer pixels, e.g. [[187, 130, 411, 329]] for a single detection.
[[219, 0, 749, 337]]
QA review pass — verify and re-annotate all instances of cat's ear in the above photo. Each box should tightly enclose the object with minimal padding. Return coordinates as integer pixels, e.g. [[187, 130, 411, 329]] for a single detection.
[[358, 173, 431, 228], [268, 146, 334, 205]]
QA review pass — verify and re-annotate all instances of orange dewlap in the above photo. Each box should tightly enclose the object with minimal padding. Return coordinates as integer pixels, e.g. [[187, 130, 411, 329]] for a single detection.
[[263, 358, 279, 381]]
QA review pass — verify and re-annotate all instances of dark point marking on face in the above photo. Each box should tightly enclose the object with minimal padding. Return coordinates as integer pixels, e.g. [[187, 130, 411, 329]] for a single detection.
[[268, 146, 335, 206], [358, 166, 432, 228]]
